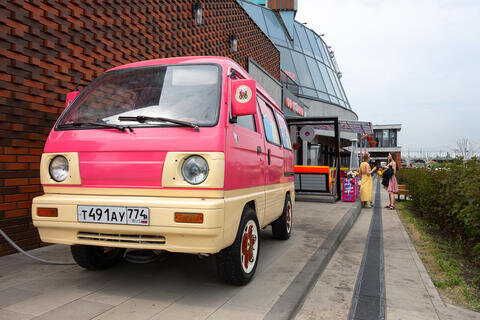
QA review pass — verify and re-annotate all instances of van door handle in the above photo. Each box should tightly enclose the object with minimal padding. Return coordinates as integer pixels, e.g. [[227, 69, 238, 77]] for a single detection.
[[267, 149, 271, 165], [257, 146, 262, 154]]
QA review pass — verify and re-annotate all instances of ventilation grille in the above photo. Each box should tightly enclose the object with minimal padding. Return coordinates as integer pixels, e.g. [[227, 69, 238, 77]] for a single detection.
[[77, 232, 165, 244]]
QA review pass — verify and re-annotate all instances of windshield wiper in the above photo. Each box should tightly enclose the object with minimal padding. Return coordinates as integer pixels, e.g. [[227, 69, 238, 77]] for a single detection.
[[118, 116, 199, 131], [58, 122, 132, 132]]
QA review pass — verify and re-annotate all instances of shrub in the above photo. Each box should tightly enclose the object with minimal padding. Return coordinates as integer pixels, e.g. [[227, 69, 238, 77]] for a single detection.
[[398, 159, 480, 263]]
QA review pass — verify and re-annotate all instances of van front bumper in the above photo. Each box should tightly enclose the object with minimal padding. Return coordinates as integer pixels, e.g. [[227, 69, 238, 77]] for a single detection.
[[32, 193, 225, 254]]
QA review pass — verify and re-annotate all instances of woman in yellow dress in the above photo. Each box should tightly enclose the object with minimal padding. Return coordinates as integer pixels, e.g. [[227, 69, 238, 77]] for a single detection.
[[359, 154, 377, 208]]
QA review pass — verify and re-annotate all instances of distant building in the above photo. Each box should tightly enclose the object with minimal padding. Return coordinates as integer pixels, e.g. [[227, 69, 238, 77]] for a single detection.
[[359, 124, 402, 166]]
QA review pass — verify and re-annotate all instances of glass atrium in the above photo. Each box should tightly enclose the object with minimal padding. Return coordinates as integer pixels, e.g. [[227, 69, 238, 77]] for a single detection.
[[238, 0, 351, 110]]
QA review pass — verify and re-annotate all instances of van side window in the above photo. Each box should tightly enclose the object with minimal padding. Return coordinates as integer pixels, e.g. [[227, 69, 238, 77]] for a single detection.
[[236, 115, 256, 132], [258, 98, 281, 145], [275, 111, 292, 150]]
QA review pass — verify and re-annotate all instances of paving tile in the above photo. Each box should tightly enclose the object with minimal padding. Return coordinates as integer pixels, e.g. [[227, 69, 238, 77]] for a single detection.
[[0, 288, 41, 309], [0, 309, 34, 320], [207, 303, 265, 320], [150, 284, 234, 320], [32, 299, 113, 320], [4, 286, 90, 316], [0, 265, 75, 291], [82, 278, 151, 306], [91, 288, 181, 320]]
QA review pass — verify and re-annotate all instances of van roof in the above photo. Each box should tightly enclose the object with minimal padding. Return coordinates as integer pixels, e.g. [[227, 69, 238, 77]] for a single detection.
[[107, 56, 282, 113]]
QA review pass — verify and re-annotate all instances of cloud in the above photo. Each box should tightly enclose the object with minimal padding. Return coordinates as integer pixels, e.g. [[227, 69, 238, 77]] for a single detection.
[[296, 0, 480, 150]]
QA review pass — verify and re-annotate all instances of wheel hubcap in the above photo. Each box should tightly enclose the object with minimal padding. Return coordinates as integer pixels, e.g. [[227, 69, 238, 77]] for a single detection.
[[241, 220, 258, 273]]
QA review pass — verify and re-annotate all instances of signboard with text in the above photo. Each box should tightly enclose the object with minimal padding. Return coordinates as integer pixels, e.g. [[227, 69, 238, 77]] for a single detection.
[[282, 88, 307, 118]]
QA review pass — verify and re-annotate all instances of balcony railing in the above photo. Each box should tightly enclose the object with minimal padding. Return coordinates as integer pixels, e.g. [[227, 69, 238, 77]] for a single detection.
[[358, 138, 398, 148]]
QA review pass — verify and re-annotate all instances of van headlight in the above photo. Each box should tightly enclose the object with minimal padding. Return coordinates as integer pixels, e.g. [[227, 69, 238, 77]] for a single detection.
[[49, 156, 69, 182], [181, 156, 209, 185]]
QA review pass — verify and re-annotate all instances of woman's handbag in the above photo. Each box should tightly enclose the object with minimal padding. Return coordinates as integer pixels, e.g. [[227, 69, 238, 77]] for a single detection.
[[382, 167, 393, 188]]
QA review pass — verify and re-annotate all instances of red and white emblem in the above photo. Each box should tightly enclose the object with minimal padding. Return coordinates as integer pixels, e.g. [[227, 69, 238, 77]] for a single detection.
[[235, 85, 252, 104]]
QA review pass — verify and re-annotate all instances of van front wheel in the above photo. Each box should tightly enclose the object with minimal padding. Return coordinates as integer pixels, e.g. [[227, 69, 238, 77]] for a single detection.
[[71, 245, 126, 270], [272, 194, 292, 240], [216, 207, 260, 285]]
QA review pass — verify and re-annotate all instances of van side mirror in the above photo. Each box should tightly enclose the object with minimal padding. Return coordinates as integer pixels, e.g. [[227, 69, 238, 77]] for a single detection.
[[231, 79, 256, 117], [66, 90, 80, 108]]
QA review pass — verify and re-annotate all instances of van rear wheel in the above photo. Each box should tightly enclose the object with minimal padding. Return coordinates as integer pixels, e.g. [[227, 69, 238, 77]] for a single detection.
[[272, 194, 292, 240], [71, 245, 125, 270], [216, 207, 260, 285]]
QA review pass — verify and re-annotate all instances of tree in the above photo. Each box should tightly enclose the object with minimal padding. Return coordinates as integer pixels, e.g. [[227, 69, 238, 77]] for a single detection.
[[451, 138, 478, 160]]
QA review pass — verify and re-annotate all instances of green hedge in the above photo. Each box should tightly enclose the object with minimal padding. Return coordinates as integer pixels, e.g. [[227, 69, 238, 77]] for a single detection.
[[396, 159, 480, 263]]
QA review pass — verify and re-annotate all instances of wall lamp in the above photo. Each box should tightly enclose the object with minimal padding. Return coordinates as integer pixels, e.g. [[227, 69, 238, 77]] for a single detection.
[[230, 34, 237, 53], [192, 2, 203, 25]]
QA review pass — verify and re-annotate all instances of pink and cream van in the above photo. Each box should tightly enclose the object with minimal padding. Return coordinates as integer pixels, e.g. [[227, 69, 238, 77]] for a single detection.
[[32, 56, 294, 285]]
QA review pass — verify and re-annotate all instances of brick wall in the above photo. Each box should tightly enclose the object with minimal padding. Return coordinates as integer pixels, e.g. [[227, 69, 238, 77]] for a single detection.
[[0, 0, 280, 256]]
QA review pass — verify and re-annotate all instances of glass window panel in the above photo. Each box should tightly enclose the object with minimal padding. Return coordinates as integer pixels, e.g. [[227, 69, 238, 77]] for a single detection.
[[318, 39, 333, 68], [279, 47, 299, 83], [292, 22, 303, 51], [242, 2, 268, 35], [317, 62, 335, 96], [275, 111, 292, 149], [300, 87, 318, 98], [236, 115, 256, 132], [334, 76, 349, 104], [317, 91, 330, 102], [263, 9, 288, 45], [315, 37, 326, 63], [329, 96, 339, 105], [327, 68, 340, 97], [305, 56, 327, 93], [331, 72, 345, 101], [306, 29, 322, 60], [258, 99, 281, 145], [290, 51, 314, 89], [294, 23, 314, 56]]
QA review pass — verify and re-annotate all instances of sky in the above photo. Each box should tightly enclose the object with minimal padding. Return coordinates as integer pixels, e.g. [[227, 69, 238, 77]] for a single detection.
[[296, 0, 480, 153]]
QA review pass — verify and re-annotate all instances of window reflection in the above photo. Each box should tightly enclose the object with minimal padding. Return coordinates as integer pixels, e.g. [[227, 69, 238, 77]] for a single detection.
[[242, 1, 268, 35], [306, 56, 327, 93], [294, 23, 314, 56], [291, 51, 315, 89], [263, 9, 288, 45]]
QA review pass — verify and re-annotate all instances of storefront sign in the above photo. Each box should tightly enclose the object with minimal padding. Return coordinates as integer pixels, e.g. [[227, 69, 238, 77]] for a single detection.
[[299, 125, 315, 142], [282, 88, 307, 117]]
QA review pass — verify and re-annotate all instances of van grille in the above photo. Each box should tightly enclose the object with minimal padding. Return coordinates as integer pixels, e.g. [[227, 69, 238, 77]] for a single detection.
[[77, 232, 166, 244]]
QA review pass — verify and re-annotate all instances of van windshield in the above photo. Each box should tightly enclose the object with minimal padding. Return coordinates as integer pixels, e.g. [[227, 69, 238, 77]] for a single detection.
[[58, 64, 220, 128]]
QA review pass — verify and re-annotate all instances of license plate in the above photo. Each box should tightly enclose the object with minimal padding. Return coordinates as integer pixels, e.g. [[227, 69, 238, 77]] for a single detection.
[[77, 206, 150, 226]]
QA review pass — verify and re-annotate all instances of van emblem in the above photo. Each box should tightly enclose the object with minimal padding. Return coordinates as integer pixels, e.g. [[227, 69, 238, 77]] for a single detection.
[[235, 85, 252, 104]]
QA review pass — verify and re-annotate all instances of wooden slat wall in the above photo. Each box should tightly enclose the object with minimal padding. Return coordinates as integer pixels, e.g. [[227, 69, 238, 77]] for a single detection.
[[268, 0, 297, 11]]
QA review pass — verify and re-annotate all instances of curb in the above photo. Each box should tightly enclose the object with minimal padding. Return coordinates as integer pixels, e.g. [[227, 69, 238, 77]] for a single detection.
[[264, 200, 363, 320]]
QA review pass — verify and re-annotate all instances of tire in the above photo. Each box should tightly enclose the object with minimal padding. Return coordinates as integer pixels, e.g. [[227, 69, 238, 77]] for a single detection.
[[71, 245, 126, 270], [272, 194, 292, 240], [216, 207, 260, 286]]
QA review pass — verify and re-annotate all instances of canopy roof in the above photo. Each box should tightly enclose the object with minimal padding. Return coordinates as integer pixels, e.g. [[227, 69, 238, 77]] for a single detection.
[[288, 118, 373, 135]]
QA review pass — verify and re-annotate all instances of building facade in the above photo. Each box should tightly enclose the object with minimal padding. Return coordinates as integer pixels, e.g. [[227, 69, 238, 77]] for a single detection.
[[359, 124, 402, 166]]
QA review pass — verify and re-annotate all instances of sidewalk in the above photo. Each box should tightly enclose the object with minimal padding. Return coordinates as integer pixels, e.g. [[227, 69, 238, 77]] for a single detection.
[[296, 182, 480, 320]]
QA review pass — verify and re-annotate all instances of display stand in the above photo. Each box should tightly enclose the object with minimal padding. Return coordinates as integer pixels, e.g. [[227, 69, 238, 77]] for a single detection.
[[342, 177, 357, 202]]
